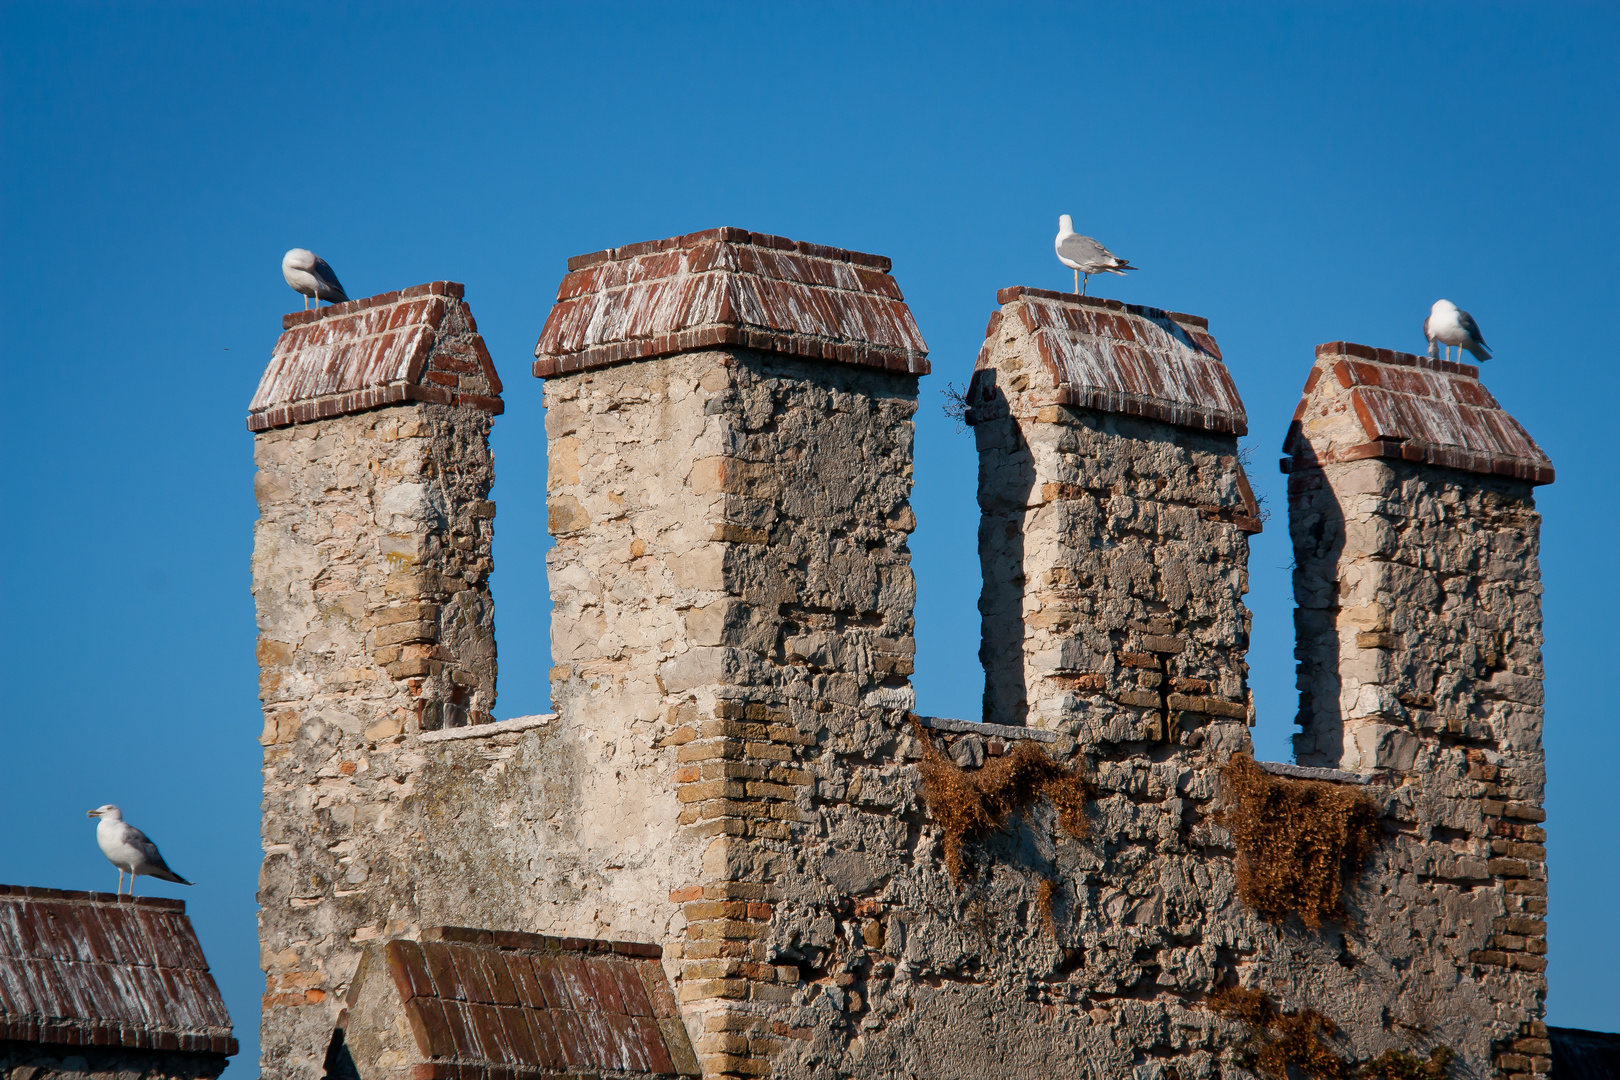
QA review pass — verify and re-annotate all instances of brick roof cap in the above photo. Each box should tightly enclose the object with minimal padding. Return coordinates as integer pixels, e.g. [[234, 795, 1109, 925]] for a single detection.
[[1283, 341, 1553, 485], [349, 928, 698, 1077], [0, 884, 237, 1055], [981, 287, 1244, 436], [248, 282, 503, 432], [534, 227, 929, 378]]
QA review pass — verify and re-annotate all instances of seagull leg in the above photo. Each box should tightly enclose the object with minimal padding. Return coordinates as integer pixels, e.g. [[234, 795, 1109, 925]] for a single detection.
[[1073, 269, 1079, 295], [1082, 273, 1090, 297]]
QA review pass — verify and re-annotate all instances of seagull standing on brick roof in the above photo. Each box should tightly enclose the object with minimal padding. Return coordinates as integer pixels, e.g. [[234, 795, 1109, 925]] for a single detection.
[[87, 805, 193, 896], [1054, 215, 1136, 296], [1424, 299, 1492, 363], [282, 248, 349, 310]]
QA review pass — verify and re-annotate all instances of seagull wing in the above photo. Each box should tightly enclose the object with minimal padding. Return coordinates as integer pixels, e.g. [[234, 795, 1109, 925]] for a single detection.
[[1456, 309, 1491, 360], [1056, 233, 1107, 267], [311, 257, 349, 303], [119, 822, 193, 885], [1057, 233, 1134, 274]]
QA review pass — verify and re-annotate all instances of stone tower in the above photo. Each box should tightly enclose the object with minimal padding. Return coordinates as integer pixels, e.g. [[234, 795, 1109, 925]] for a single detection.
[[1284, 341, 1555, 1076], [249, 283, 503, 1078], [968, 287, 1261, 739], [532, 227, 929, 1077]]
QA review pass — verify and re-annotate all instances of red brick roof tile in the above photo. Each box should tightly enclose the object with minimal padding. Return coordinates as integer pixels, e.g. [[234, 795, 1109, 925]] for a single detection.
[[351, 927, 697, 1079], [0, 885, 236, 1056], [249, 282, 503, 432], [1284, 342, 1553, 485], [533, 227, 929, 378], [988, 287, 1245, 435]]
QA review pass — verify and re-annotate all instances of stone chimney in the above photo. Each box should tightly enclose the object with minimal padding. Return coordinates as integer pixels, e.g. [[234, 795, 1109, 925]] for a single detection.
[[533, 227, 927, 1078], [1283, 341, 1554, 1064], [249, 282, 503, 1079], [967, 287, 1261, 748]]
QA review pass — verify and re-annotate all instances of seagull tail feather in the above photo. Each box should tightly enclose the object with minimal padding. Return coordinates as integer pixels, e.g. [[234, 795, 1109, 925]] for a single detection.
[[1467, 342, 1492, 361], [148, 867, 193, 885]]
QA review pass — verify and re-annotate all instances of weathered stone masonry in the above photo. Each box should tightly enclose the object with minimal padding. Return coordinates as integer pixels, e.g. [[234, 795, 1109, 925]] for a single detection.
[[249, 233, 1556, 1080]]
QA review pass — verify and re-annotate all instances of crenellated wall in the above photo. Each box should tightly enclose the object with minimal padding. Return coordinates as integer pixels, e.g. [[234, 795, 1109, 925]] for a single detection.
[[248, 245, 1555, 1080]]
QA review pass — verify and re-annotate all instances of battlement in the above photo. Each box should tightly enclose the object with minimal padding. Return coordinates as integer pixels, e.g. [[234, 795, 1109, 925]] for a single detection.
[[248, 235, 1554, 1080]]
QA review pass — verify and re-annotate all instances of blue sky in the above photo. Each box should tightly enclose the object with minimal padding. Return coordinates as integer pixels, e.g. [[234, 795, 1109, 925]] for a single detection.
[[2, 2, 1615, 1066]]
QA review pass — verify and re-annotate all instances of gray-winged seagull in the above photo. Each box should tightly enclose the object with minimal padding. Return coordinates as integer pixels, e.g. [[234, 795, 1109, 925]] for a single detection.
[[1424, 299, 1491, 363], [87, 804, 193, 896], [282, 248, 349, 309], [1055, 215, 1136, 296]]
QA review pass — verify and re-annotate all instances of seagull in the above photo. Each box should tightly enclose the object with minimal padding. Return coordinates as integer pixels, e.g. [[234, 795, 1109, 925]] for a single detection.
[[87, 805, 193, 896], [1424, 299, 1491, 363], [1054, 215, 1136, 296], [282, 248, 349, 310]]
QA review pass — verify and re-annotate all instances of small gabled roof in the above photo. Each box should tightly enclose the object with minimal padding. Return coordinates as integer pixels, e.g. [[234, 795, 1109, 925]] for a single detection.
[[248, 282, 503, 432], [1283, 342, 1553, 485], [533, 227, 929, 378], [342, 926, 699, 1080], [0, 885, 236, 1056], [977, 287, 1246, 435]]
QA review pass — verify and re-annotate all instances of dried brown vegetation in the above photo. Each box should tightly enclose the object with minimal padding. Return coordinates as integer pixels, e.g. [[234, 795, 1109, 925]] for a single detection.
[[1361, 1048, 1455, 1080], [1221, 753, 1382, 927], [1210, 988, 1455, 1080], [912, 720, 1090, 882], [1210, 987, 1348, 1079], [1035, 878, 1057, 934]]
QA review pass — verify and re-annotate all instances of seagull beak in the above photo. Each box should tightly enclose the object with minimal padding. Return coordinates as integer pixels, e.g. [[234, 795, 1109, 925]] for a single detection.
[[87, 809, 100, 817]]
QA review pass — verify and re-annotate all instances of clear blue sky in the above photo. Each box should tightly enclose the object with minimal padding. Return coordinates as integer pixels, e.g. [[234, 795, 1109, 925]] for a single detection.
[[2, 3, 1615, 1066]]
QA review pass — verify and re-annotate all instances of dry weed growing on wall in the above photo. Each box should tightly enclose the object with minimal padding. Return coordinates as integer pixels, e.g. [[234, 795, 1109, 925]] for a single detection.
[[1209, 988, 1454, 1080], [1220, 753, 1382, 926], [912, 720, 1090, 882], [1361, 1048, 1455, 1080], [1210, 987, 1348, 1079], [1035, 878, 1057, 934]]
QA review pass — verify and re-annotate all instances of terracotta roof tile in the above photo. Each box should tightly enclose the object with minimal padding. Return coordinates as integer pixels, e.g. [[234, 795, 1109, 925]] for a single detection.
[[347, 927, 698, 1078], [1283, 342, 1553, 485], [982, 287, 1245, 435], [0, 885, 236, 1056], [533, 227, 929, 378], [249, 282, 503, 432]]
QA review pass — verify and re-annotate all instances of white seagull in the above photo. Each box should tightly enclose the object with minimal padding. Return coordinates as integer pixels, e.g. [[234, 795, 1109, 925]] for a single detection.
[[1424, 299, 1491, 363], [1054, 215, 1136, 296], [87, 805, 193, 896], [282, 248, 350, 310]]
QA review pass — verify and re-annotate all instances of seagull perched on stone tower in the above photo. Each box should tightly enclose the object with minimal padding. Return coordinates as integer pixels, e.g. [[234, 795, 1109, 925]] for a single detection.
[[282, 248, 349, 309], [87, 805, 192, 896], [1054, 215, 1135, 296], [1424, 299, 1491, 363]]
